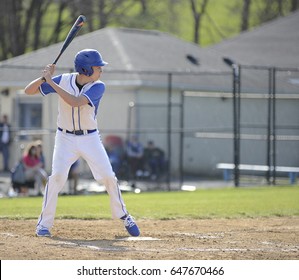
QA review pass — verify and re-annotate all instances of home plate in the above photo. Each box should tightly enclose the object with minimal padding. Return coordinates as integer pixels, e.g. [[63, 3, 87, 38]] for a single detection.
[[117, 237, 161, 241]]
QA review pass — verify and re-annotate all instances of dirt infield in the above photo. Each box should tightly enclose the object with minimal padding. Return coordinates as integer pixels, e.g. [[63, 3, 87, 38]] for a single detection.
[[1, 217, 299, 260]]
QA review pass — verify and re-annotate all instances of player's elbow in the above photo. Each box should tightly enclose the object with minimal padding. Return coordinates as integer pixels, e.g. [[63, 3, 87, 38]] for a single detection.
[[24, 88, 33, 95], [24, 85, 39, 95]]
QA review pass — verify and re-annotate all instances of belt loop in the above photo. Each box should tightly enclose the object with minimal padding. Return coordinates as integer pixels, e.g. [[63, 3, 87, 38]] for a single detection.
[[83, 130, 88, 135]]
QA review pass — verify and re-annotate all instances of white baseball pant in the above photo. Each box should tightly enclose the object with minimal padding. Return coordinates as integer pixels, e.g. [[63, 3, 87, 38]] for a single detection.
[[37, 130, 128, 230]]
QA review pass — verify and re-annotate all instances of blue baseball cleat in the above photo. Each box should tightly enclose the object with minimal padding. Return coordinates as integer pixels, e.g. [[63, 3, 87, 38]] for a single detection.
[[36, 226, 51, 237], [122, 215, 140, 237]]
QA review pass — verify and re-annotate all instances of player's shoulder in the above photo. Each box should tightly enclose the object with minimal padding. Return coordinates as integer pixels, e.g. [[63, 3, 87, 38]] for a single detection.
[[83, 80, 105, 97], [57, 73, 78, 86], [93, 80, 105, 86], [61, 72, 75, 80], [89, 80, 105, 90]]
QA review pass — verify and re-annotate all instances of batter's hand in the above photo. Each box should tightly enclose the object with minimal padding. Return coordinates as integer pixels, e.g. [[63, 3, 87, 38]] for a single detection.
[[42, 64, 55, 83]]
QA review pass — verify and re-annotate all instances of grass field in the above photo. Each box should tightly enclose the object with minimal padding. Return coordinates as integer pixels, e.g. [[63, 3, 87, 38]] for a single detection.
[[1, 185, 299, 260], [1, 185, 298, 220]]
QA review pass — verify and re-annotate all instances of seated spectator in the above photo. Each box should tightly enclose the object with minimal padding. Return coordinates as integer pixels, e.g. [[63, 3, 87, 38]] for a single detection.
[[11, 159, 27, 195], [22, 143, 48, 196], [68, 160, 80, 195], [35, 140, 45, 169], [104, 135, 125, 177], [0, 114, 12, 172], [106, 145, 122, 176], [126, 135, 144, 179], [143, 140, 165, 180]]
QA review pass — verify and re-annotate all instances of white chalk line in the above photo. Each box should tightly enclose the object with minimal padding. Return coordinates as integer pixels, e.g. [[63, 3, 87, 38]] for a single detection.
[[116, 237, 161, 241], [52, 240, 299, 254], [172, 232, 224, 239], [0, 232, 19, 237]]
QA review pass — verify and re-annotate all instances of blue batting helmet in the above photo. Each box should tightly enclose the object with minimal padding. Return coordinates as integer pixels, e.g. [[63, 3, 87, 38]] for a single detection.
[[74, 49, 108, 76]]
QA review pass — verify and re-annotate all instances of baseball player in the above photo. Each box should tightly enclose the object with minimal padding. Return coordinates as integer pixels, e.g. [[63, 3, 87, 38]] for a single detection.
[[24, 49, 140, 237]]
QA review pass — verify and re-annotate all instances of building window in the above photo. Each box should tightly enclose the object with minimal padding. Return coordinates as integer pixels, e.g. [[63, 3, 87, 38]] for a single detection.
[[19, 103, 42, 129]]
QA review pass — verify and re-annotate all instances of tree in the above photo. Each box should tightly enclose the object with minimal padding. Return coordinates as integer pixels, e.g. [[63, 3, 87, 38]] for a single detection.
[[32, 0, 52, 50], [189, 0, 209, 45], [0, 0, 52, 60], [240, 0, 251, 31], [97, 0, 136, 29], [257, 0, 289, 22], [68, 0, 96, 32], [0, 0, 25, 58], [291, 0, 299, 11], [1, 0, 299, 60], [236, 0, 299, 35]]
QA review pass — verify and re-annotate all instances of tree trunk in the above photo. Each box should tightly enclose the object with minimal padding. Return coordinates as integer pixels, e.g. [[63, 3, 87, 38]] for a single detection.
[[240, 0, 251, 31], [140, 0, 147, 15], [99, 0, 108, 28], [189, 0, 209, 45], [291, 0, 299, 11]]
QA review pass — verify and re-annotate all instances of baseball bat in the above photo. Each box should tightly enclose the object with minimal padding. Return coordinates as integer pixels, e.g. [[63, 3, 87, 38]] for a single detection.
[[53, 15, 86, 65]]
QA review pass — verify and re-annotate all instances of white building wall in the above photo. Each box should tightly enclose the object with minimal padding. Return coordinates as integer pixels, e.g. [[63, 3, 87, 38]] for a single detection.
[[1, 85, 298, 179]]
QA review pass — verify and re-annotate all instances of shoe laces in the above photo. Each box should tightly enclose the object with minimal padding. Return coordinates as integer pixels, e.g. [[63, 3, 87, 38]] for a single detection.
[[124, 215, 136, 228]]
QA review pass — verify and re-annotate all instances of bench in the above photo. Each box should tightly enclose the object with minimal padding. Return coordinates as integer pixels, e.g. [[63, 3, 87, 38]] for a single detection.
[[216, 163, 299, 184]]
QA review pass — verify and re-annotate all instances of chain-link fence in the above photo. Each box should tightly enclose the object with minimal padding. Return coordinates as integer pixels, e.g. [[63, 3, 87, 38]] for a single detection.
[[1, 65, 298, 190], [181, 65, 299, 186]]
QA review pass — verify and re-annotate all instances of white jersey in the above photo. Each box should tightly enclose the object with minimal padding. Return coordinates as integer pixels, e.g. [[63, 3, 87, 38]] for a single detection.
[[39, 73, 105, 131]]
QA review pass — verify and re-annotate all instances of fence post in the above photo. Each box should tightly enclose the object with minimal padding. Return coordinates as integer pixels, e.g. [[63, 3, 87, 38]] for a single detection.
[[267, 67, 277, 185], [167, 73, 172, 191], [223, 57, 240, 187], [179, 90, 185, 189], [267, 68, 275, 184], [232, 64, 240, 187], [272, 67, 277, 185]]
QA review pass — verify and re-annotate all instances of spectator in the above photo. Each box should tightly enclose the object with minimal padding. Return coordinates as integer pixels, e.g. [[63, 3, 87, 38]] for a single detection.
[[126, 135, 144, 179], [22, 143, 48, 196], [106, 145, 122, 176], [35, 140, 45, 169], [68, 160, 80, 195], [104, 135, 124, 177], [143, 140, 165, 180], [0, 115, 12, 172]]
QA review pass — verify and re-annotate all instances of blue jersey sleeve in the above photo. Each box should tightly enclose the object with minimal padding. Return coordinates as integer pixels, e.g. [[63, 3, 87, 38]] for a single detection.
[[39, 75, 62, 96], [83, 82, 105, 112]]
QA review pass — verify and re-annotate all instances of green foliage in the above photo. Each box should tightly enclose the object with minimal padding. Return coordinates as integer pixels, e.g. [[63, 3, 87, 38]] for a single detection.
[[178, 0, 240, 45], [1, 0, 297, 60], [0, 186, 298, 220]]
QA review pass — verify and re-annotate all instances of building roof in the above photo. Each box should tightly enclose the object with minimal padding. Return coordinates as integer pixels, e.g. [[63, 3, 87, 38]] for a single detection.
[[209, 10, 299, 68], [0, 27, 229, 88]]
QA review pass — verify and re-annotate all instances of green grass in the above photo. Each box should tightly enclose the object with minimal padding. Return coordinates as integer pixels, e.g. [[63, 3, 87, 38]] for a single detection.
[[0, 186, 299, 220]]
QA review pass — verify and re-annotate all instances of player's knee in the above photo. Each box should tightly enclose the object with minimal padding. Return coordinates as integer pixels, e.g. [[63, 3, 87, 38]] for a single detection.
[[101, 175, 118, 189], [49, 173, 68, 189]]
